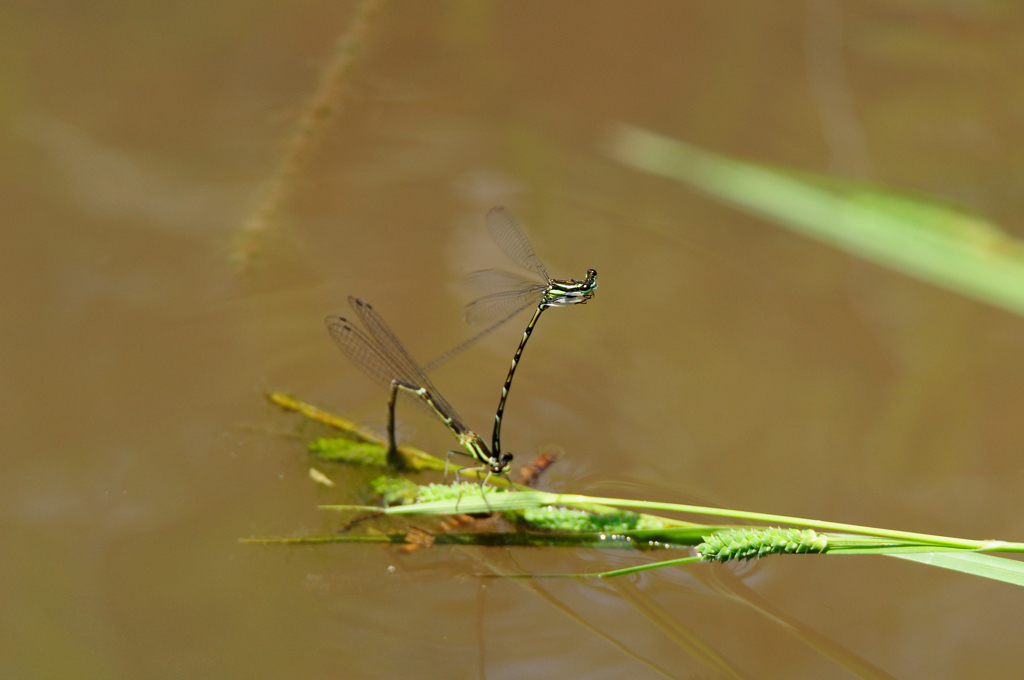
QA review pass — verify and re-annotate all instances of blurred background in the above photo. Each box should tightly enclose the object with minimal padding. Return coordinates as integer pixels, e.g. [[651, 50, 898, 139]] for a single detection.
[[2, 1, 1024, 677]]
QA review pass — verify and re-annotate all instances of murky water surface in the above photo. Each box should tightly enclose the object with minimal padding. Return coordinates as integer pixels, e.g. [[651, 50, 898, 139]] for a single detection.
[[3, 2, 1024, 678]]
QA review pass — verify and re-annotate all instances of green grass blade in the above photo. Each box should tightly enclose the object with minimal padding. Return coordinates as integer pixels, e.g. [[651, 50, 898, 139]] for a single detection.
[[606, 124, 1024, 317], [891, 551, 1024, 586], [361, 489, 1024, 553]]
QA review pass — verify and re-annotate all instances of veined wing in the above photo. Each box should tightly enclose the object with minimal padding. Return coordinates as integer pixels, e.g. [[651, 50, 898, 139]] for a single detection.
[[464, 285, 544, 326], [486, 207, 550, 281], [464, 268, 545, 296], [325, 313, 443, 421], [345, 297, 466, 429], [324, 316, 397, 389], [423, 288, 543, 372]]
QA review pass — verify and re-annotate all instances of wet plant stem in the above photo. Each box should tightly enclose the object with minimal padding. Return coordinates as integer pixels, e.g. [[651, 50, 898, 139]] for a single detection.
[[363, 491, 1024, 553]]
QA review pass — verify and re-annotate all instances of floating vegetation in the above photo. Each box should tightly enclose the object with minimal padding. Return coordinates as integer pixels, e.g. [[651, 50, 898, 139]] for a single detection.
[[263, 392, 1024, 587], [311, 437, 388, 466]]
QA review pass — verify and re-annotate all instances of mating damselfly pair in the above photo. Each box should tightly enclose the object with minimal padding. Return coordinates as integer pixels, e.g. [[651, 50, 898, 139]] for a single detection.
[[326, 207, 597, 490]]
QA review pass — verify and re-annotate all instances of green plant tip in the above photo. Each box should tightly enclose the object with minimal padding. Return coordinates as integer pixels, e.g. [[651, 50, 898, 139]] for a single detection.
[[697, 527, 829, 562]]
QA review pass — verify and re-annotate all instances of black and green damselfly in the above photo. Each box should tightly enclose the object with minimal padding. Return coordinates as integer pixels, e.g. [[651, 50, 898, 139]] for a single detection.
[[326, 296, 512, 488], [426, 207, 597, 457], [327, 208, 596, 488]]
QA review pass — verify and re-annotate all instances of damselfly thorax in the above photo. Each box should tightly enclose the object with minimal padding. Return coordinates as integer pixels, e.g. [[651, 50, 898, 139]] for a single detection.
[[543, 269, 598, 306]]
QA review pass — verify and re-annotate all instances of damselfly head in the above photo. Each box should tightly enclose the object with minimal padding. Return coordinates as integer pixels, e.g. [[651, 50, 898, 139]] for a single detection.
[[491, 451, 513, 475]]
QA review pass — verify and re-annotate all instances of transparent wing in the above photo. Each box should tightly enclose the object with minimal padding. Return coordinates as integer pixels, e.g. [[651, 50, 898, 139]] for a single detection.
[[419, 271, 544, 372], [345, 297, 466, 429], [423, 291, 541, 372], [346, 298, 426, 387], [463, 268, 545, 296], [324, 315, 396, 389], [325, 314, 441, 421], [486, 207, 550, 281], [464, 286, 544, 325]]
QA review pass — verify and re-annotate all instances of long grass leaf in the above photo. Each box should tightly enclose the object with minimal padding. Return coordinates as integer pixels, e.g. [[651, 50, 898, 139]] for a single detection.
[[891, 551, 1024, 586], [606, 124, 1024, 317]]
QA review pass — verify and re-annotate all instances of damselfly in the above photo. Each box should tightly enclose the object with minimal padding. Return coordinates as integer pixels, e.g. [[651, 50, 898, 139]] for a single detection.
[[426, 207, 597, 456], [325, 296, 512, 486]]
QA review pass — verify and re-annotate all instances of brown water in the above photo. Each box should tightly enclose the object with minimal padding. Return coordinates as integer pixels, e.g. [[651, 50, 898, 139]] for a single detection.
[[4, 2, 1024, 678]]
